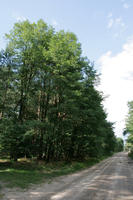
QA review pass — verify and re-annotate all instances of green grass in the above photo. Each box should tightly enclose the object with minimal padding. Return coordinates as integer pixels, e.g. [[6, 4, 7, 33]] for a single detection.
[[0, 157, 102, 189], [0, 193, 4, 199]]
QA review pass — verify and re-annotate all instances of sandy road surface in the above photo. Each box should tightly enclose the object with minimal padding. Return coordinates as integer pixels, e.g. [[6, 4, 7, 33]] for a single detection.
[[2, 152, 133, 200]]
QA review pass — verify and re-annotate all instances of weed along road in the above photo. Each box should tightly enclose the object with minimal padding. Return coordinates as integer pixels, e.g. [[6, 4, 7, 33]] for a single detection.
[[3, 152, 133, 200]]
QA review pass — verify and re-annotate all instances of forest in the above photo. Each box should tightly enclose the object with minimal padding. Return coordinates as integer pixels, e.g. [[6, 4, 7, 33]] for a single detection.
[[0, 19, 124, 162]]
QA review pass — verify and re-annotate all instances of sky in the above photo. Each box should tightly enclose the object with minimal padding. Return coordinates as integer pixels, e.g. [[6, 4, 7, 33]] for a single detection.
[[1, 0, 133, 138]]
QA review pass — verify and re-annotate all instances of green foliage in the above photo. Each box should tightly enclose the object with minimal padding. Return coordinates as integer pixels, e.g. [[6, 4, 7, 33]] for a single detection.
[[125, 101, 133, 157], [0, 19, 117, 162], [126, 101, 133, 134]]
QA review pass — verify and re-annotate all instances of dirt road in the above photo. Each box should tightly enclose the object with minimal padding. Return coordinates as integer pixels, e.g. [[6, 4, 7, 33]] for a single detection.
[[3, 152, 133, 200]]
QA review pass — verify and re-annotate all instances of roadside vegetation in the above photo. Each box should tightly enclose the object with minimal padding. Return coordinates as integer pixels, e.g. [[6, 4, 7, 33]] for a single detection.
[[0, 157, 104, 189], [125, 101, 133, 158], [0, 19, 124, 188]]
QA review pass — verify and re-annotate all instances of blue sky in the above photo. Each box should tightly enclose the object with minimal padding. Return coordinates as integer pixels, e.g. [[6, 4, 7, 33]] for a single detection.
[[1, 0, 133, 137], [0, 0, 132, 61]]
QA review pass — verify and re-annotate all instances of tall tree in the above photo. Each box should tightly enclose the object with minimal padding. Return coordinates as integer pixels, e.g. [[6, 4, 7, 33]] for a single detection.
[[0, 19, 117, 161]]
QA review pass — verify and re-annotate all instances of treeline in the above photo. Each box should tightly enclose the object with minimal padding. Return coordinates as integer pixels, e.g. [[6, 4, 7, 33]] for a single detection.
[[0, 20, 120, 161]]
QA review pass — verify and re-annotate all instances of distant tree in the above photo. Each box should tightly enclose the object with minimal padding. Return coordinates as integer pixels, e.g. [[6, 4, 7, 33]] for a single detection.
[[115, 138, 124, 152]]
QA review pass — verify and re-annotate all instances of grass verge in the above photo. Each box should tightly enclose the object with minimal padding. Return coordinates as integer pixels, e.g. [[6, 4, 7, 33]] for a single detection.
[[0, 156, 107, 189]]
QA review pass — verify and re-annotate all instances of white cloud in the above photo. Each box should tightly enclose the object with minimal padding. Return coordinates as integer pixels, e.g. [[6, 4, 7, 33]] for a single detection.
[[123, 3, 130, 9], [115, 18, 126, 37], [51, 19, 59, 28], [107, 16, 125, 29], [115, 17, 125, 27], [107, 12, 113, 18], [114, 33, 119, 38], [98, 39, 133, 138], [107, 15, 126, 38], [107, 19, 114, 29]]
